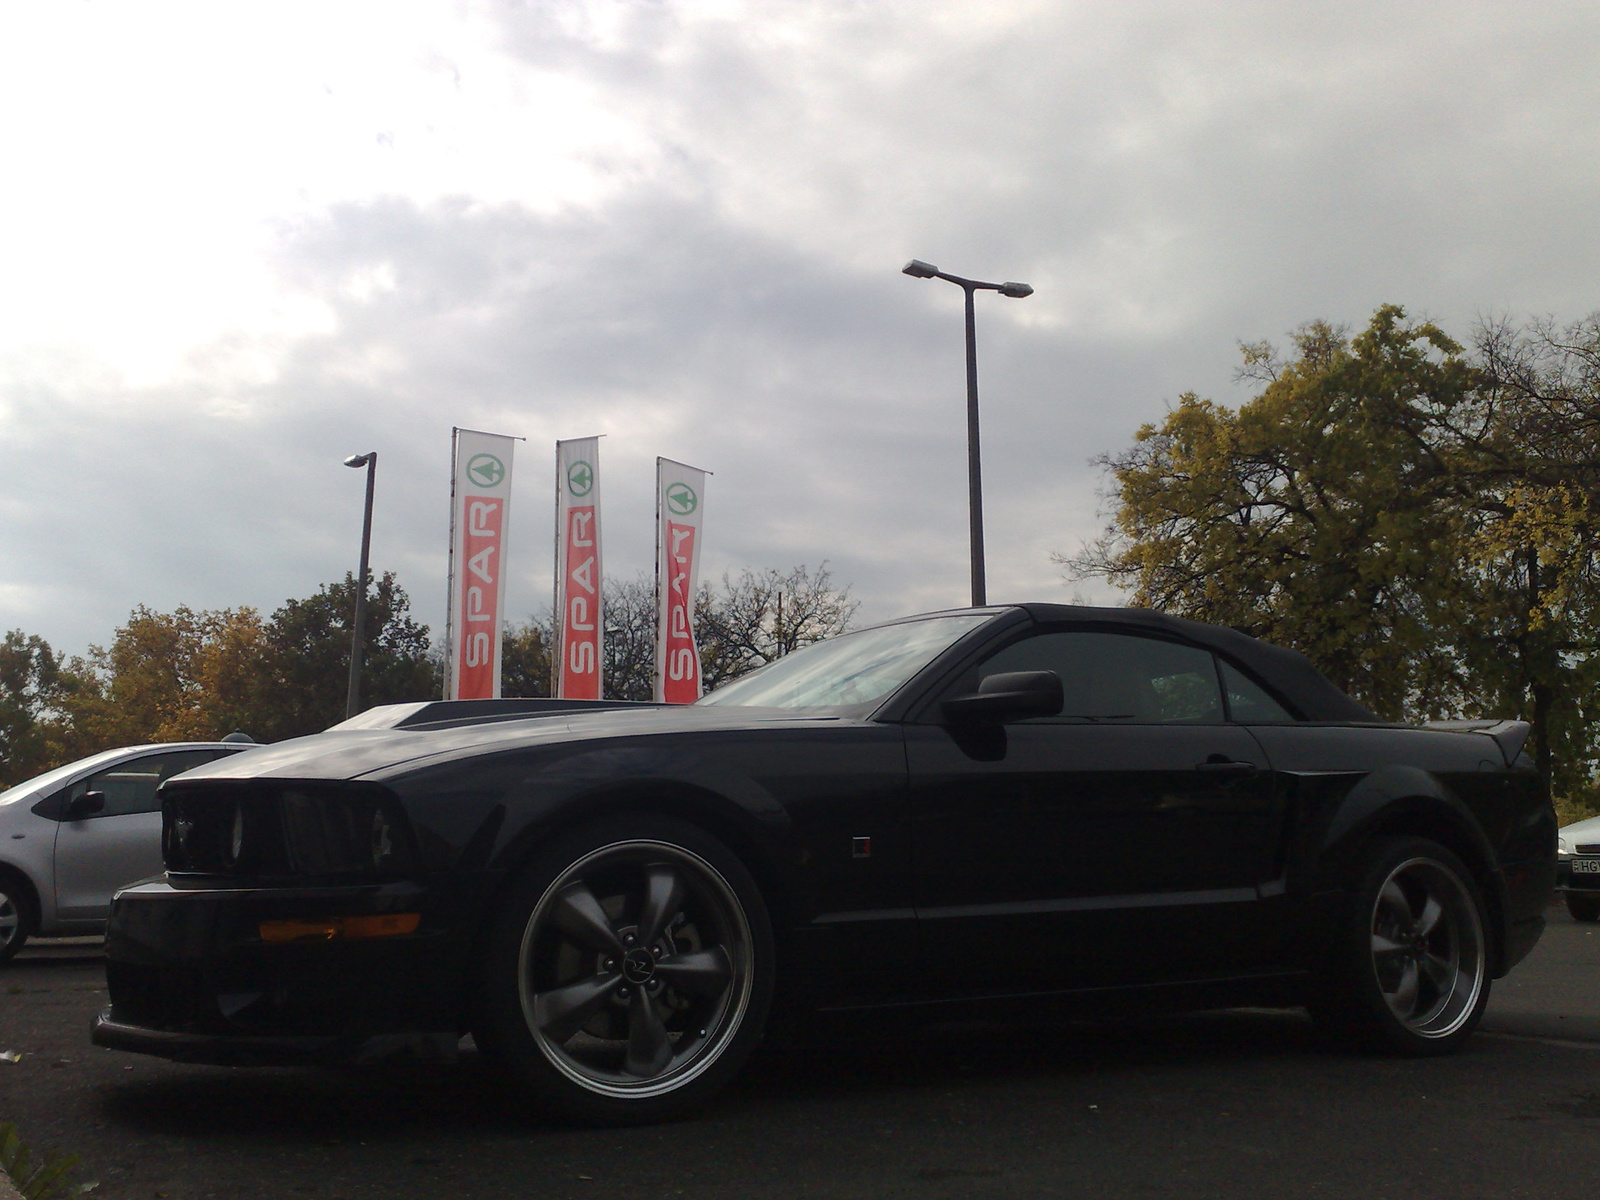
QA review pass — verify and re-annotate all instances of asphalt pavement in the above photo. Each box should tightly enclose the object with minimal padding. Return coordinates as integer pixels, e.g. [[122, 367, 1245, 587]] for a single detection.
[[1, 912, 1598, 1200]]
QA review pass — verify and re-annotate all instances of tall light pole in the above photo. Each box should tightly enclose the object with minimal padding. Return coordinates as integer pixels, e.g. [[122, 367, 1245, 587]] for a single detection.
[[343, 451, 377, 718], [902, 259, 1032, 607]]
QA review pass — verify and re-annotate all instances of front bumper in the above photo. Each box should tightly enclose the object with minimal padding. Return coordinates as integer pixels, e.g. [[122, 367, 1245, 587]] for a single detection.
[[1556, 857, 1600, 894], [93, 877, 474, 1066]]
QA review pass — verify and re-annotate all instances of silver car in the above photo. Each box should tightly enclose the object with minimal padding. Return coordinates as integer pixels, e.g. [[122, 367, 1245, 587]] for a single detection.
[[1556, 812, 1600, 922], [0, 743, 252, 960]]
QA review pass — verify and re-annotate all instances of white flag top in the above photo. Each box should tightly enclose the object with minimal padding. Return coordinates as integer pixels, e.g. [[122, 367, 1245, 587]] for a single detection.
[[555, 437, 603, 699], [655, 458, 707, 704], [447, 429, 516, 701]]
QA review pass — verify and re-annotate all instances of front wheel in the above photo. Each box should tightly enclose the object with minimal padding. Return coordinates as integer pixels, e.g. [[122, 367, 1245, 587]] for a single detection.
[[1310, 837, 1490, 1055], [1566, 893, 1600, 923], [479, 815, 774, 1125], [0, 872, 34, 964]]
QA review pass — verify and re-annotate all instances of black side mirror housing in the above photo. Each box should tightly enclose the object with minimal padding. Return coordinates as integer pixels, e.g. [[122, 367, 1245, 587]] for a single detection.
[[941, 670, 1064, 723], [66, 791, 107, 820]]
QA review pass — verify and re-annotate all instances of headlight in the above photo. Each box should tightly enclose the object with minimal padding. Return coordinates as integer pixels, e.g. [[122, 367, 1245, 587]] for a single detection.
[[279, 788, 417, 876], [164, 784, 415, 878], [1558, 838, 1573, 857], [164, 789, 277, 874], [372, 805, 396, 868]]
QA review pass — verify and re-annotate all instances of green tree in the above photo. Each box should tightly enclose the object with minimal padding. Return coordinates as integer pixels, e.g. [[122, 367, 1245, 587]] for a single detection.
[[501, 620, 552, 698], [259, 572, 439, 739], [1068, 308, 1476, 714], [0, 631, 62, 787], [1460, 314, 1600, 803]]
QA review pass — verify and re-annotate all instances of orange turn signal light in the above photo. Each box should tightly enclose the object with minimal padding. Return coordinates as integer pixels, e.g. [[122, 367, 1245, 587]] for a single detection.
[[259, 913, 421, 944]]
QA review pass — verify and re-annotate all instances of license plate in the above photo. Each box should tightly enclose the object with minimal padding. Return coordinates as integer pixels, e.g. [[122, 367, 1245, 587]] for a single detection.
[[1573, 859, 1600, 874]]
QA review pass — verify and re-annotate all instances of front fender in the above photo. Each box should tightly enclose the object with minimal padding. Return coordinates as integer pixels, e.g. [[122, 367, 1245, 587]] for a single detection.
[[387, 739, 790, 863], [486, 744, 792, 876]]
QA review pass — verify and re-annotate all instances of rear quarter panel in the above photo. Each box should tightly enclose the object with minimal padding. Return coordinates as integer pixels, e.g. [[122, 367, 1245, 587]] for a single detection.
[[1248, 724, 1553, 969]]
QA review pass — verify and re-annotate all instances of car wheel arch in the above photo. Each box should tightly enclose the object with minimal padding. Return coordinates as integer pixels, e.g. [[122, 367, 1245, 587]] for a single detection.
[[1317, 793, 1509, 976], [0, 862, 40, 918], [470, 783, 798, 996], [0, 862, 41, 954]]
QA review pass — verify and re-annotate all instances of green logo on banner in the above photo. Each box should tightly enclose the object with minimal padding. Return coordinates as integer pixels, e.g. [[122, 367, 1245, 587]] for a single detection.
[[567, 460, 594, 497], [467, 454, 505, 488], [665, 482, 697, 516]]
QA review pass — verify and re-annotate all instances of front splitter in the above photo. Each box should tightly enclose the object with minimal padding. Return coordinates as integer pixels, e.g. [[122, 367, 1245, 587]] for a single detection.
[[92, 1009, 461, 1067]]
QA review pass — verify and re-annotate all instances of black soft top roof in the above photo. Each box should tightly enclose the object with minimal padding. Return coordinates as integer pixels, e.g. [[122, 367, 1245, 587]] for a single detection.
[[1013, 603, 1380, 723]]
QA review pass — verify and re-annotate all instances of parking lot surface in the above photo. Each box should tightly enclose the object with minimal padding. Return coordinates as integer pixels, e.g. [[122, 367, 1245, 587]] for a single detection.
[[2, 913, 1597, 1200]]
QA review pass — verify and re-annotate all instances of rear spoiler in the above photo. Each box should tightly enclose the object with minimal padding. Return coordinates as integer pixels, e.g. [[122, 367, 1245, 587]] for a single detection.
[[1423, 719, 1533, 766], [328, 698, 662, 733]]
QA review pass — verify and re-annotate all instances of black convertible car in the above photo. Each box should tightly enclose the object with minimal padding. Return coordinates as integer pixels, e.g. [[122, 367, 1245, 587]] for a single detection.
[[94, 604, 1555, 1123]]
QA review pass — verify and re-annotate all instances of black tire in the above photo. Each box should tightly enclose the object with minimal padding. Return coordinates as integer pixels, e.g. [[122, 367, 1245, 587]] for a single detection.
[[1566, 893, 1600, 923], [0, 871, 36, 964], [1309, 837, 1490, 1056], [478, 814, 774, 1125]]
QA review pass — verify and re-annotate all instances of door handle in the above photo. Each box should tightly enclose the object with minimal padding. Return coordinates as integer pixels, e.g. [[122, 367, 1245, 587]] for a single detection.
[[1194, 757, 1259, 779]]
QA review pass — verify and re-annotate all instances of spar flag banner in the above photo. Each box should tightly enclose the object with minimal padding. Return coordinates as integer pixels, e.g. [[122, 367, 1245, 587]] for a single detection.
[[554, 437, 603, 699], [446, 428, 516, 700], [654, 457, 708, 704]]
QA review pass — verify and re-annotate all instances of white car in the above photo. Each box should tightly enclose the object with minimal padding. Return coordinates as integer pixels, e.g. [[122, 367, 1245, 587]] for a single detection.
[[1557, 813, 1600, 922], [0, 742, 254, 960]]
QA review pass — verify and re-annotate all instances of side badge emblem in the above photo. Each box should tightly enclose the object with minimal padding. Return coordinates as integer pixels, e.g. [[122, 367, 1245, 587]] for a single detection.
[[851, 836, 871, 859]]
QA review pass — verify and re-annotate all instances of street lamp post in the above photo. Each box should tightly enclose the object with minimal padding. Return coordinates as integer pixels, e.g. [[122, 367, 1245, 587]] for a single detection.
[[902, 259, 1032, 607], [343, 451, 378, 719]]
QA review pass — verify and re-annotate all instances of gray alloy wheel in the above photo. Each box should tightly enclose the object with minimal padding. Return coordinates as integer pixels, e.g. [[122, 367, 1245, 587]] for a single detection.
[[1566, 893, 1600, 923], [1312, 837, 1489, 1055], [0, 877, 32, 964], [1368, 854, 1486, 1040], [482, 817, 773, 1125]]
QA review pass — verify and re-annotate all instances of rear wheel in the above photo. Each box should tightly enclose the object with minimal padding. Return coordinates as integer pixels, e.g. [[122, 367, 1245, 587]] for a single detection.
[[0, 872, 35, 964], [1566, 893, 1600, 923], [1311, 837, 1489, 1055], [479, 815, 774, 1125]]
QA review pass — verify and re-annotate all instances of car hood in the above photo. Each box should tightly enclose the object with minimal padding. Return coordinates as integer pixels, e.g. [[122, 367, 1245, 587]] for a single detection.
[[167, 704, 859, 785], [1559, 813, 1600, 849]]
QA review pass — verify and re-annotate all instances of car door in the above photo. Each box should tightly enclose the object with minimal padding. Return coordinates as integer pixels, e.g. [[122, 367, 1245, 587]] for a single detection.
[[906, 628, 1285, 998], [52, 748, 236, 922]]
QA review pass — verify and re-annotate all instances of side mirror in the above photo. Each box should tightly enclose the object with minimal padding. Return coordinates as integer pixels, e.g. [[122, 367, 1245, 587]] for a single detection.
[[66, 791, 107, 820], [941, 670, 1063, 723]]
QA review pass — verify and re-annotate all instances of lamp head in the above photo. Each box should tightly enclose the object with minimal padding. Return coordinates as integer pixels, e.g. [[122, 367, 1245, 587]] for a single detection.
[[344, 453, 375, 468], [902, 259, 939, 279], [998, 282, 1033, 299]]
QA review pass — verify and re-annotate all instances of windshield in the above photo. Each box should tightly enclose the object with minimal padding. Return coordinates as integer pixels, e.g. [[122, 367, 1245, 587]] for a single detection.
[[698, 611, 994, 711]]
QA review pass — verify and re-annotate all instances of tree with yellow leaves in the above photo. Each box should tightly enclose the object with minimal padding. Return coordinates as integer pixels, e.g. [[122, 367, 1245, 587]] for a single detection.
[[1066, 305, 1600, 806]]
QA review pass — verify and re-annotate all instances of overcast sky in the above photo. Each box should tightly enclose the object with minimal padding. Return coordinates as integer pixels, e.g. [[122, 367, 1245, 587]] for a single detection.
[[4, 0, 1599, 659]]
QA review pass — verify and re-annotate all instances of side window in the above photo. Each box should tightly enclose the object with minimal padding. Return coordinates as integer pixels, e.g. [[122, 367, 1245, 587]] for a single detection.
[[69, 750, 231, 818], [1219, 660, 1296, 722], [975, 631, 1225, 723]]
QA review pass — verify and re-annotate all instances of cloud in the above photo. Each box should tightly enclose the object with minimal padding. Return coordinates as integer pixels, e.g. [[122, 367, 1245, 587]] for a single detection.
[[3, 0, 1600, 659]]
